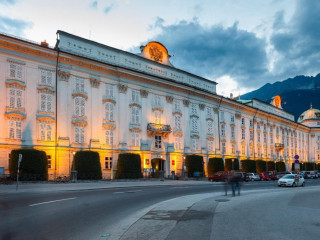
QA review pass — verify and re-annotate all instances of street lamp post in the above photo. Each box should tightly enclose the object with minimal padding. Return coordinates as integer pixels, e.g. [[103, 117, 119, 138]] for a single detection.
[[71, 151, 77, 182]]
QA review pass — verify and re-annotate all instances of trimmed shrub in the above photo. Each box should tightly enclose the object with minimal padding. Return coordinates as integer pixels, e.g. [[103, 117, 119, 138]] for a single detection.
[[256, 160, 266, 173], [267, 161, 275, 171], [185, 155, 204, 177], [304, 162, 316, 170], [115, 153, 142, 179], [207, 158, 224, 176], [276, 162, 286, 172], [74, 151, 102, 180], [233, 159, 240, 171], [317, 164, 320, 171], [225, 159, 238, 171], [9, 149, 48, 181], [241, 159, 256, 173]]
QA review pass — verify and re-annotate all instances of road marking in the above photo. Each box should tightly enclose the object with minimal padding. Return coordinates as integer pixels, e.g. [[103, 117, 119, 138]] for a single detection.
[[113, 190, 142, 194], [29, 197, 76, 207], [171, 187, 190, 189]]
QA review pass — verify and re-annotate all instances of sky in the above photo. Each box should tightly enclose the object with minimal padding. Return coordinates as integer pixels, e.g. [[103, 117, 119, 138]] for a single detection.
[[0, 0, 319, 96]]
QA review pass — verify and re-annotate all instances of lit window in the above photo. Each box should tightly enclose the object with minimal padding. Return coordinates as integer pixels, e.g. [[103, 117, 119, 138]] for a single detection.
[[241, 145, 246, 155], [222, 142, 226, 154], [154, 110, 162, 124]]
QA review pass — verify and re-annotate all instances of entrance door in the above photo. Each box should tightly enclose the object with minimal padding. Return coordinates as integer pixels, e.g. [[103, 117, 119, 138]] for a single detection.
[[151, 158, 165, 178]]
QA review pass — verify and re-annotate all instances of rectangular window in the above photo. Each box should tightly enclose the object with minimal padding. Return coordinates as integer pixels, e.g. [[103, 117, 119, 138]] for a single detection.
[[131, 131, 140, 147], [74, 97, 85, 117], [270, 134, 273, 144], [249, 120, 253, 127], [241, 118, 245, 125], [47, 155, 52, 169], [75, 78, 85, 92], [174, 136, 182, 150], [105, 102, 114, 121], [207, 140, 214, 152], [173, 99, 181, 111], [9, 63, 23, 79], [105, 157, 113, 169], [241, 145, 245, 155], [241, 129, 245, 140], [106, 85, 113, 97], [191, 117, 198, 132], [264, 133, 267, 143], [191, 138, 199, 151], [39, 121, 52, 141], [155, 135, 162, 149], [206, 107, 213, 118], [232, 144, 235, 154], [221, 142, 226, 154], [9, 86, 23, 109], [231, 126, 235, 138], [106, 129, 114, 145], [250, 130, 253, 141], [191, 103, 198, 115], [40, 93, 53, 112], [231, 115, 235, 123], [75, 125, 85, 143], [154, 95, 161, 105], [132, 89, 140, 102], [221, 124, 225, 136], [9, 119, 22, 139], [174, 115, 181, 130], [131, 106, 140, 124], [257, 133, 261, 142], [40, 70, 53, 85]]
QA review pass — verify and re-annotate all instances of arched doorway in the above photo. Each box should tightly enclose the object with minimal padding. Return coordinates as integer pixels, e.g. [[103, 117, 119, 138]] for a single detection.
[[151, 158, 165, 178]]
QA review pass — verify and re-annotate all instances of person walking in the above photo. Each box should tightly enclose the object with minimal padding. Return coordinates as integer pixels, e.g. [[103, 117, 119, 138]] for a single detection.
[[231, 172, 241, 196]]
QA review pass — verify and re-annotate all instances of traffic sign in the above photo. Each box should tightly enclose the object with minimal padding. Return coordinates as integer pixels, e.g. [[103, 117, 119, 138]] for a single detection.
[[294, 155, 299, 160]]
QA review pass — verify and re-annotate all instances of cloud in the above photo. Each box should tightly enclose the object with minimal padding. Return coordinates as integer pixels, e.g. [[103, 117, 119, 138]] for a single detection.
[[0, 0, 18, 5], [91, 0, 98, 9], [270, 0, 320, 79], [145, 19, 268, 88], [0, 16, 33, 36], [104, 4, 114, 14]]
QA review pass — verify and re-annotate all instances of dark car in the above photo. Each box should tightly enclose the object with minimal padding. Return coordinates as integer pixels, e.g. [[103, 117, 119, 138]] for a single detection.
[[239, 172, 249, 182], [208, 171, 227, 182]]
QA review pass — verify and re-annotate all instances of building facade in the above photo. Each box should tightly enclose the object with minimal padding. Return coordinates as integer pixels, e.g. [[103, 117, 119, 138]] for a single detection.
[[0, 31, 319, 179]]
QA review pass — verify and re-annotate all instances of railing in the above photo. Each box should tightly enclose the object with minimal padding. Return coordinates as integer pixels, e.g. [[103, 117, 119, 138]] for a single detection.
[[147, 123, 171, 132]]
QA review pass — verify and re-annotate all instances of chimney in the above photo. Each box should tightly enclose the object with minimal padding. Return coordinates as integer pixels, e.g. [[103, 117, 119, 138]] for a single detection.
[[41, 40, 49, 47]]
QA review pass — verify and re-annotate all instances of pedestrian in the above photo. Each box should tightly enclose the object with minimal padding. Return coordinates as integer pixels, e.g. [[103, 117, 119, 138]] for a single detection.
[[224, 171, 230, 196], [231, 172, 241, 196]]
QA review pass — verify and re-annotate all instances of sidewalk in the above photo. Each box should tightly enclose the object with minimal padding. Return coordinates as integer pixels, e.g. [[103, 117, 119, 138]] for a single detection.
[[0, 178, 215, 194]]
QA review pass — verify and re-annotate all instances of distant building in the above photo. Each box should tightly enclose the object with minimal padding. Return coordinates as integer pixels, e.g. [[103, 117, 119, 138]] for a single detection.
[[0, 31, 319, 179]]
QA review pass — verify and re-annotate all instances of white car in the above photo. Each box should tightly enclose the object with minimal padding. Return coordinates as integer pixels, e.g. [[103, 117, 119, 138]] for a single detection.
[[247, 173, 260, 181], [278, 174, 305, 187]]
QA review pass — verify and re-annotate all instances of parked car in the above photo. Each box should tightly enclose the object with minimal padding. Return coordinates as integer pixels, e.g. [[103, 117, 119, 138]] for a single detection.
[[247, 173, 260, 181], [304, 171, 316, 179], [208, 171, 227, 182], [259, 171, 277, 181], [239, 172, 249, 182], [278, 174, 305, 187]]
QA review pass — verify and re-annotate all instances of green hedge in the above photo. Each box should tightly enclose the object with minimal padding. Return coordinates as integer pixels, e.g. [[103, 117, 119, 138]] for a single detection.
[[74, 151, 102, 180], [208, 158, 224, 176], [241, 160, 256, 173], [267, 161, 275, 171], [115, 153, 142, 179], [317, 164, 320, 171], [305, 162, 316, 170], [275, 162, 286, 172], [225, 159, 238, 171], [256, 160, 266, 173], [9, 149, 48, 181], [185, 155, 204, 177]]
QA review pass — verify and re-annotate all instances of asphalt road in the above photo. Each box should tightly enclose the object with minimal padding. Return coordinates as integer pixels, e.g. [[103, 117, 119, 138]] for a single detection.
[[0, 179, 319, 240]]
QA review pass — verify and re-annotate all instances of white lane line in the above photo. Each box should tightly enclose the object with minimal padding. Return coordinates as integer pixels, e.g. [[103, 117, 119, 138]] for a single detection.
[[29, 197, 76, 207], [113, 192, 125, 194], [171, 187, 190, 189], [113, 190, 143, 194]]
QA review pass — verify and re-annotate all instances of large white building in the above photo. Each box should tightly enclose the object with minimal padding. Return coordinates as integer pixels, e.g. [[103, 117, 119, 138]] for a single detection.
[[0, 31, 319, 179]]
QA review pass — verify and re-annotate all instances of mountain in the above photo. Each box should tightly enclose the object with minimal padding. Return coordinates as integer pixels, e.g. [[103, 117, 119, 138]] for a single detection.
[[241, 74, 320, 121]]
